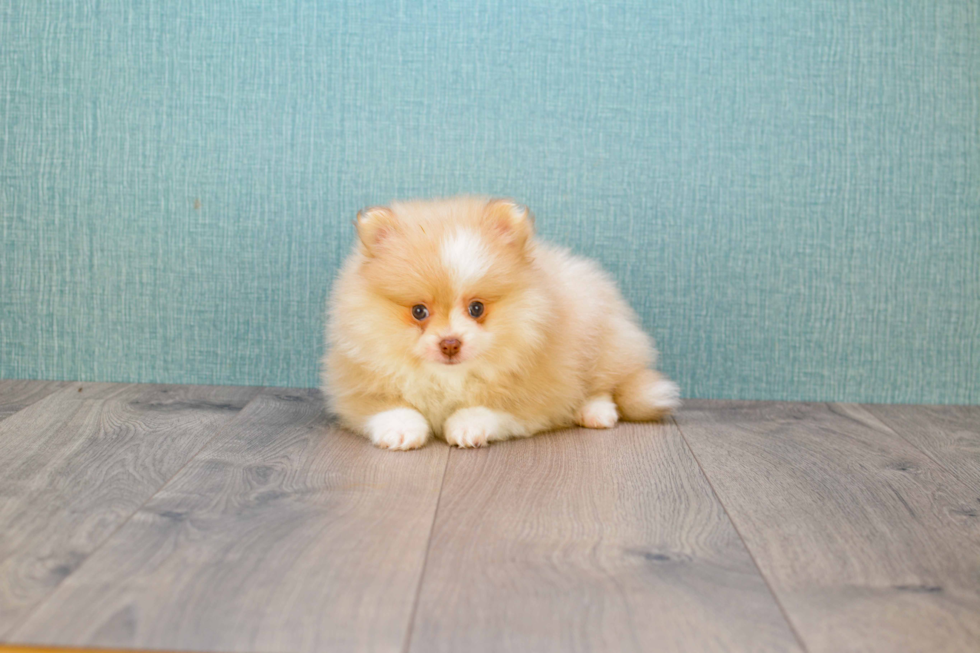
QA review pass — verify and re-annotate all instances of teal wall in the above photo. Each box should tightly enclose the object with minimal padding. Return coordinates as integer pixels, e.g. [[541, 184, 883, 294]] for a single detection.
[[2, 1, 978, 403]]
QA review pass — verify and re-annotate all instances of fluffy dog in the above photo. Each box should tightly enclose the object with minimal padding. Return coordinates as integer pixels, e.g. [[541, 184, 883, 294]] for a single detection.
[[322, 196, 679, 449]]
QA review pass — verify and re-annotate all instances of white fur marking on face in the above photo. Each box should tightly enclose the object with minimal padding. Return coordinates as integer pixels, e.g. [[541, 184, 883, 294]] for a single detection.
[[441, 230, 491, 285]]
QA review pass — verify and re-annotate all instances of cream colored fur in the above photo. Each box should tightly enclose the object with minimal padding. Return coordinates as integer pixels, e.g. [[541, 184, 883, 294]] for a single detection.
[[322, 196, 679, 449]]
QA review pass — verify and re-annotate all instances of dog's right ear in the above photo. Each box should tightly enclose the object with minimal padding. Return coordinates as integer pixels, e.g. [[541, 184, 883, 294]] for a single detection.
[[485, 199, 535, 250], [355, 206, 396, 255]]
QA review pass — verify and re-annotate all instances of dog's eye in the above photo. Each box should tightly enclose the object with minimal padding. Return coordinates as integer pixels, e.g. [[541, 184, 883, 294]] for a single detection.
[[468, 301, 484, 319], [411, 305, 429, 321]]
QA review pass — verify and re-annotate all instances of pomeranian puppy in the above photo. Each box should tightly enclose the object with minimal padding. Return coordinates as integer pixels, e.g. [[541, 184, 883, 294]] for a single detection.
[[322, 196, 679, 450]]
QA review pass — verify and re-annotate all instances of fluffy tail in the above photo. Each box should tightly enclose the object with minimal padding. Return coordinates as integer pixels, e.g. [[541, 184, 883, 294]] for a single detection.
[[614, 369, 680, 422]]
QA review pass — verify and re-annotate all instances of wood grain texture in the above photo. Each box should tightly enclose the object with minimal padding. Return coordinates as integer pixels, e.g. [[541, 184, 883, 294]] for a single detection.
[[408, 422, 802, 653], [675, 400, 980, 653], [0, 383, 258, 637], [11, 389, 450, 653], [0, 380, 67, 422], [863, 404, 980, 495], [0, 647, 184, 653]]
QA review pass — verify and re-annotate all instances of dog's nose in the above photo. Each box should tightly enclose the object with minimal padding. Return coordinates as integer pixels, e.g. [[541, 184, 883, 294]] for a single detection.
[[439, 338, 461, 357]]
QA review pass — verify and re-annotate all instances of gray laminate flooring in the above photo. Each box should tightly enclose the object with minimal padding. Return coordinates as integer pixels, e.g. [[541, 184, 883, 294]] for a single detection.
[[0, 381, 977, 653]]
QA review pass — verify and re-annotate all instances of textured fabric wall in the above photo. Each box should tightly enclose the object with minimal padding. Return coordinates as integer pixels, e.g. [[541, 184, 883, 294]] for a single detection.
[[1, 1, 978, 403]]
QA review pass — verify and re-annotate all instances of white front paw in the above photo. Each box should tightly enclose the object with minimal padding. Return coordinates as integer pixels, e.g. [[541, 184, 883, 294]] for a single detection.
[[444, 407, 501, 448], [365, 408, 431, 450]]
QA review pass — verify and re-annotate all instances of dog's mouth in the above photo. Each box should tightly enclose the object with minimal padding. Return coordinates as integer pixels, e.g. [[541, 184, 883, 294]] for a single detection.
[[440, 357, 462, 365]]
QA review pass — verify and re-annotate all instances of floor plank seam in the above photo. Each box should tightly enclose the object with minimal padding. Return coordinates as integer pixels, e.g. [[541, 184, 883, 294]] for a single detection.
[[670, 414, 812, 653], [849, 404, 979, 495], [4, 387, 268, 643], [0, 381, 69, 425], [400, 445, 453, 653]]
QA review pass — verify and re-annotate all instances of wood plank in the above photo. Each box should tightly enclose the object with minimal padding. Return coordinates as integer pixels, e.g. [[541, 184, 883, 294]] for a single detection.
[[10, 389, 450, 653], [675, 400, 980, 653], [408, 422, 802, 653], [0, 380, 68, 422], [0, 383, 259, 637], [863, 404, 980, 495], [0, 647, 186, 653]]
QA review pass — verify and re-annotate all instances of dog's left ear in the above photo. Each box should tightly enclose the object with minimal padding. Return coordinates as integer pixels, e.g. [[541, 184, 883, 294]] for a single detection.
[[485, 199, 534, 249], [355, 205, 396, 255]]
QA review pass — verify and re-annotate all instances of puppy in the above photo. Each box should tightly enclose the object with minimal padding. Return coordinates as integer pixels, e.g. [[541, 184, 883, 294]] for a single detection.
[[322, 196, 679, 450]]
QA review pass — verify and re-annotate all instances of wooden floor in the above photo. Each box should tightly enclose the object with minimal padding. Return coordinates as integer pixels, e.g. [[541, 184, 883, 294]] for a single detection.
[[0, 380, 978, 653]]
